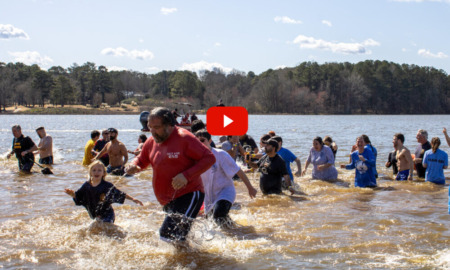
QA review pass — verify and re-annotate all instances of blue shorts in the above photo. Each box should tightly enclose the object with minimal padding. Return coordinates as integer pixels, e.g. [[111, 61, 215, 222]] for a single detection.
[[396, 170, 410, 181]]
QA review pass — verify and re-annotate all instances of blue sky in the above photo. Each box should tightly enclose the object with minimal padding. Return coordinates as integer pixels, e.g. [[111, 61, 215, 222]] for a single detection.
[[1, 0, 449, 75]]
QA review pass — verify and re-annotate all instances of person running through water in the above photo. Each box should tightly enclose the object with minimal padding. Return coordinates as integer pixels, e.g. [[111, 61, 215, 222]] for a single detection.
[[125, 107, 215, 245], [195, 129, 257, 227], [7, 125, 38, 173], [64, 160, 143, 223]]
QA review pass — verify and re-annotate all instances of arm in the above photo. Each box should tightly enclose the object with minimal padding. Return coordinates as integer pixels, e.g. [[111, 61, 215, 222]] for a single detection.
[[236, 169, 257, 198], [294, 158, 302, 176], [121, 144, 128, 166], [94, 142, 109, 160], [406, 151, 414, 180], [181, 138, 216, 182], [126, 141, 152, 175], [444, 128, 450, 147], [21, 144, 38, 156], [125, 194, 143, 206], [302, 160, 311, 176]]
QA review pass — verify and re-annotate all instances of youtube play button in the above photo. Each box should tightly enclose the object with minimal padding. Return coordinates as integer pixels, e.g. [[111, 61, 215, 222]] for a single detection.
[[206, 106, 248, 136]]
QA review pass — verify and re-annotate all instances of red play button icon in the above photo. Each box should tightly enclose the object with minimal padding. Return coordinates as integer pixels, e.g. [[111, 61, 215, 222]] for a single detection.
[[206, 106, 248, 136]]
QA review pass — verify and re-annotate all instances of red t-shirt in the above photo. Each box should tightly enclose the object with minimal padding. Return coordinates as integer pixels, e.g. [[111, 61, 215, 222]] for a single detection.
[[134, 126, 215, 205]]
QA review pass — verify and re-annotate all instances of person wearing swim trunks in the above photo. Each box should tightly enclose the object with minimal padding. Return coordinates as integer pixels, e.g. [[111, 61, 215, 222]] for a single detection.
[[392, 133, 414, 181], [7, 125, 38, 173], [125, 107, 215, 245], [195, 129, 257, 227], [414, 129, 431, 178], [35, 126, 53, 165], [94, 128, 128, 176]]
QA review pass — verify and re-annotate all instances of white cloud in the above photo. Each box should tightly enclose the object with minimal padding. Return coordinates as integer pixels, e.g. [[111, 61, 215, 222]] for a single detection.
[[0, 24, 30, 40], [417, 49, 448, 58], [180, 61, 233, 73], [275, 65, 287, 70], [274, 16, 302, 24], [214, 42, 221, 47], [107, 66, 129, 71], [322, 20, 332, 27], [8, 51, 53, 66], [101, 47, 154, 60], [161, 7, 177, 15], [292, 35, 380, 54]]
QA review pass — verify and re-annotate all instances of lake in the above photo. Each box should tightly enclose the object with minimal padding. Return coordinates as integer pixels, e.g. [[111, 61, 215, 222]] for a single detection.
[[1, 114, 449, 269]]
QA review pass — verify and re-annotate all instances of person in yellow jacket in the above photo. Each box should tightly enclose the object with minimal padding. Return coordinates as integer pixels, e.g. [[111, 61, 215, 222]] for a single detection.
[[82, 130, 100, 166]]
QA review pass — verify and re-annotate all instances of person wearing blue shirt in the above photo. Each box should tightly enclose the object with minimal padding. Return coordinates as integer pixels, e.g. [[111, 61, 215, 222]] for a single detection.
[[341, 136, 377, 188], [272, 136, 302, 184], [422, 137, 448, 185], [362, 134, 378, 178]]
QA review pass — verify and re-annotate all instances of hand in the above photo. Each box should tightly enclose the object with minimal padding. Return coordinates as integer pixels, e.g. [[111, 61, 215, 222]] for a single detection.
[[248, 187, 257, 199], [172, 173, 188, 190], [125, 164, 141, 175], [21, 151, 28, 157], [414, 158, 421, 164], [317, 165, 325, 171], [301, 169, 307, 176], [408, 175, 413, 181], [294, 170, 301, 177], [340, 164, 346, 169], [351, 145, 357, 152], [385, 161, 391, 167], [358, 155, 365, 161], [64, 188, 75, 198], [133, 198, 144, 206], [7, 153, 11, 159]]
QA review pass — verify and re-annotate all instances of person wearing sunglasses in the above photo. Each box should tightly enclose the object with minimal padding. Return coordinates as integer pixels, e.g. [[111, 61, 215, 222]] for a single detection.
[[195, 129, 257, 228]]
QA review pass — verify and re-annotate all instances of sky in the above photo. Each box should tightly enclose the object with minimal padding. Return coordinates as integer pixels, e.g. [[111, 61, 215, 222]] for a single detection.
[[1, 0, 449, 75]]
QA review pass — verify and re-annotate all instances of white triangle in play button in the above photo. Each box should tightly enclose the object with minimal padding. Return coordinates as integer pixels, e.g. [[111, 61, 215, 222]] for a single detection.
[[223, 115, 233, 127]]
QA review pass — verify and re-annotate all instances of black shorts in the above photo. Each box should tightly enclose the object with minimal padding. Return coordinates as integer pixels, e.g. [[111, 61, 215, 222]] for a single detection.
[[160, 191, 204, 242], [39, 156, 53, 165], [19, 160, 34, 172]]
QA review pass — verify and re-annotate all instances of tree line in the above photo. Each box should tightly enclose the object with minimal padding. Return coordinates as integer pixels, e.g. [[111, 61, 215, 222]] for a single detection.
[[0, 60, 449, 114]]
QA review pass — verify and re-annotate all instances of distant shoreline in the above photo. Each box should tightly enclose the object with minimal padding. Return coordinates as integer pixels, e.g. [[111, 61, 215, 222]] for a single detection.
[[0, 105, 139, 115]]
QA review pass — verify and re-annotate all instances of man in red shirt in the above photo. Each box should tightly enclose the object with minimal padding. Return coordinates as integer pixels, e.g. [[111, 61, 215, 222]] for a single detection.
[[126, 107, 215, 244]]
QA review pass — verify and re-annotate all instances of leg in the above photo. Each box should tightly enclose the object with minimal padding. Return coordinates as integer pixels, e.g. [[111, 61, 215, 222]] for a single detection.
[[212, 200, 233, 227]]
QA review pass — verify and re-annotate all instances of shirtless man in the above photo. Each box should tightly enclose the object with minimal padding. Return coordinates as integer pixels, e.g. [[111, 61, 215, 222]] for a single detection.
[[393, 133, 414, 181], [94, 128, 128, 175], [35, 127, 53, 164]]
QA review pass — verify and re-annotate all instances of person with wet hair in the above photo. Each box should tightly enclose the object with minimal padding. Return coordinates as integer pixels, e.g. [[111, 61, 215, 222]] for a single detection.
[[35, 126, 53, 165], [302, 136, 338, 181], [422, 137, 448, 185], [341, 136, 377, 188]]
